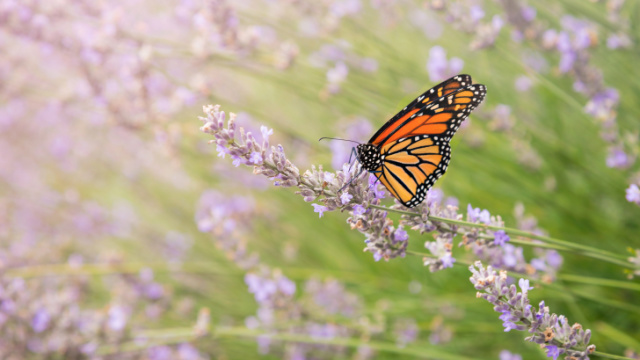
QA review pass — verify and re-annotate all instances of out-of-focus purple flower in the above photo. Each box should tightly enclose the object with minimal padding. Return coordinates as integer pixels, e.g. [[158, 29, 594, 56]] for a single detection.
[[329, 0, 361, 18], [515, 75, 532, 92], [177, 343, 202, 360], [493, 230, 510, 247], [108, 305, 128, 331], [312, 203, 328, 218], [469, 5, 485, 22], [277, 276, 296, 296], [394, 318, 419, 348], [607, 33, 632, 49], [426, 46, 463, 82], [360, 57, 378, 72], [586, 88, 619, 119], [31, 309, 50, 333], [500, 350, 523, 360], [352, 204, 366, 216], [148, 346, 173, 360], [626, 184, 640, 205], [606, 147, 631, 169], [521, 6, 536, 22], [326, 61, 349, 93], [490, 104, 513, 131], [329, 117, 372, 169], [245, 273, 277, 303]]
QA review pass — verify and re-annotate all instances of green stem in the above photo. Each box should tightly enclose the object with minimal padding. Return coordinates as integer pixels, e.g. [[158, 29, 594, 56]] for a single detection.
[[369, 204, 635, 270], [214, 326, 480, 360]]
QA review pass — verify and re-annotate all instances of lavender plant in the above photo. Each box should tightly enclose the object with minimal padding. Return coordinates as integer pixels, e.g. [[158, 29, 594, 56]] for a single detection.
[[470, 261, 595, 360]]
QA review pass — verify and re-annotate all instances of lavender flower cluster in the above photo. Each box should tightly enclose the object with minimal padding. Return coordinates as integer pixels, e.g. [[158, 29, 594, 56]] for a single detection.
[[397, 191, 563, 280], [199, 104, 409, 262], [470, 262, 595, 360], [200, 104, 568, 280]]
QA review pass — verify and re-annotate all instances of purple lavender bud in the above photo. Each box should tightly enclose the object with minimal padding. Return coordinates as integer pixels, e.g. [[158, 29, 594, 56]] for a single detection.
[[467, 204, 481, 222], [260, 125, 273, 147], [249, 151, 264, 165], [499, 350, 523, 360], [393, 226, 409, 242], [312, 203, 328, 218], [626, 184, 640, 204], [352, 204, 366, 216], [545, 345, 561, 360], [493, 230, 510, 246], [440, 253, 456, 268], [340, 192, 353, 205], [479, 209, 491, 224]]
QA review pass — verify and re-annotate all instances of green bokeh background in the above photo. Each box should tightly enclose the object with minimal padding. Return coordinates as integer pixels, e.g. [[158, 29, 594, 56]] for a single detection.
[[175, 1, 640, 358], [13, 0, 640, 359]]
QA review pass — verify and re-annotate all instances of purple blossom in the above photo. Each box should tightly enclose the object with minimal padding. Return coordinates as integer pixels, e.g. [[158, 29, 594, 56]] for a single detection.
[[340, 192, 353, 204], [352, 204, 366, 216], [426, 46, 463, 82], [249, 151, 264, 165], [470, 262, 595, 359], [514, 75, 532, 92], [606, 148, 631, 169], [440, 253, 456, 268], [148, 346, 173, 360], [469, 5, 485, 22], [519, 278, 533, 293], [545, 345, 561, 360], [500, 350, 523, 360], [393, 226, 408, 242], [493, 230, 510, 246], [467, 204, 481, 222], [626, 184, 640, 205], [312, 203, 328, 218], [108, 305, 128, 331], [607, 33, 632, 49], [479, 209, 491, 224], [368, 174, 386, 199], [31, 309, 50, 333]]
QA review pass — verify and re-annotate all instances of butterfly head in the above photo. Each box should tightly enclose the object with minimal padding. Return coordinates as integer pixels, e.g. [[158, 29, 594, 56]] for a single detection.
[[356, 144, 381, 172]]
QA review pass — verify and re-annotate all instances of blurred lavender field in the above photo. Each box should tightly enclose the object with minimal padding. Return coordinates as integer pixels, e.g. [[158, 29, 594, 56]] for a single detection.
[[2, 0, 640, 359]]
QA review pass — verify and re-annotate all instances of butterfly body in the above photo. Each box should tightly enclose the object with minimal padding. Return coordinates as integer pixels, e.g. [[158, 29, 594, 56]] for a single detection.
[[355, 74, 486, 208]]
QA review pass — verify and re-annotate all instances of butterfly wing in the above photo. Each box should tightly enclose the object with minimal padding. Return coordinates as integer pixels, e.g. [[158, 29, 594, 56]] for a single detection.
[[368, 74, 475, 146], [375, 136, 450, 207], [369, 75, 487, 207]]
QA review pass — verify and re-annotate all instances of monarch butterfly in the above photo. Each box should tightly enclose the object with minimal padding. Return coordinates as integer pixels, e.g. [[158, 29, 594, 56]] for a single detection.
[[355, 74, 486, 208]]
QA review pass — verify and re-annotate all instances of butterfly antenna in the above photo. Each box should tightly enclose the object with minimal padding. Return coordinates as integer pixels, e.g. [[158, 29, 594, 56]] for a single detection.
[[338, 166, 364, 193], [318, 136, 361, 145]]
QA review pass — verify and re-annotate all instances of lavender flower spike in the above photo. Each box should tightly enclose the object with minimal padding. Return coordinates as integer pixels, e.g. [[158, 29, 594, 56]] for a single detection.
[[200, 104, 409, 261], [469, 261, 595, 360]]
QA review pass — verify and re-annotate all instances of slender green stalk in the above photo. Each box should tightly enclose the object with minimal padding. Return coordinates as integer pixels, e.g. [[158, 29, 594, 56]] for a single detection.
[[369, 204, 635, 270]]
